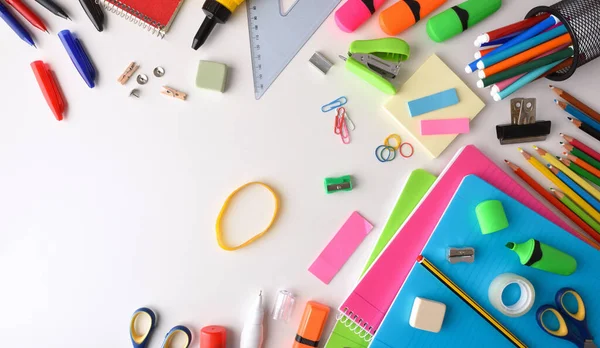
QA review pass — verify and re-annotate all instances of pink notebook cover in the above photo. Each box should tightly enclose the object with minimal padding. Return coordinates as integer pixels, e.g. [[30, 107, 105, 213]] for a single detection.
[[338, 145, 576, 335]]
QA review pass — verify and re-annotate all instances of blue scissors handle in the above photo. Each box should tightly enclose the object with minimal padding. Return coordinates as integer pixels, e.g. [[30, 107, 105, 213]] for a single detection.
[[130, 307, 158, 348], [537, 288, 594, 348], [161, 325, 192, 348]]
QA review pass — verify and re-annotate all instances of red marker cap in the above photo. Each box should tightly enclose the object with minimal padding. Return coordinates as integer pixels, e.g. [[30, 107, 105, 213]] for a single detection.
[[200, 325, 226, 348], [31, 60, 66, 121]]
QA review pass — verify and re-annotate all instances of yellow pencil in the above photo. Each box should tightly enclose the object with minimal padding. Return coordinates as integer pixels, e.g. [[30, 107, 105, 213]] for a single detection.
[[533, 145, 600, 201], [417, 255, 527, 348], [519, 148, 600, 223]]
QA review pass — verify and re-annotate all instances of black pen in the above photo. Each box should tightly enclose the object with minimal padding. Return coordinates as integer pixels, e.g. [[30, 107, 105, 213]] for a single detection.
[[79, 0, 104, 32], [35, 0, 69, 20]]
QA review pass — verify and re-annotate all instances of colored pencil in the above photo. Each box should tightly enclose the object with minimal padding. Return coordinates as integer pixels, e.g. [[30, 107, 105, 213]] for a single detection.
[[520, 148, 600, 223], [492, 60, 566, 101], [479, 46, 573, 87], [477, 27, 568, 72], [535, 145, 600, 202], [492, 57, 572, 94], [559, 157, 600, 187], [547, 164, 600, 213], [417, 255, 527, 348], [556, 100, 600, 133], [567, 117, 600, 143], [562, 142, 600, 170], [551, 189, 600, 234], [466, 15, 559, 73], [505, 160, 600, 245], [551, 86, 600, 124], [474, 47, 495, 59], [476, 14, 550, 45], [561, 133, 600, 163]]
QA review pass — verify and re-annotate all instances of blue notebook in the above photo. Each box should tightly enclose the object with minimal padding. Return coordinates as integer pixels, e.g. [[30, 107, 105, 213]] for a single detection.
[[371, 175, 600, 348]]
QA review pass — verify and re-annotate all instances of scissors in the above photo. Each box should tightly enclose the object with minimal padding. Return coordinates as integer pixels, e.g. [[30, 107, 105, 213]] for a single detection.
[[537, 288, 596, 348], [130, 307, 192, 348]]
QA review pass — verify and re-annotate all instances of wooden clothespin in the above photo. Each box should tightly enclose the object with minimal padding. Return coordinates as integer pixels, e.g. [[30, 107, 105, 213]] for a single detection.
[[118, 62, 139, 85], [161, 86, 187, 101]]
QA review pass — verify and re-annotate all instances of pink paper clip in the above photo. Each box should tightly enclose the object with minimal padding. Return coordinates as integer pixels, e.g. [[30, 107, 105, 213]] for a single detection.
[[334, 107, 351, 144]]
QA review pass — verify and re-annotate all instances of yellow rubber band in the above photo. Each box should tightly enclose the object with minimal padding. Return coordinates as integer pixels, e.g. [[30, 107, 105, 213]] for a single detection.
[[216, 182, 279, 251], [384, 134, 402, 150]]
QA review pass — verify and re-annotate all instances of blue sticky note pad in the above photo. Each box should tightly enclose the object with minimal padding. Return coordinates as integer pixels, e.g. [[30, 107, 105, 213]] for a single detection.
[[407, 88, 459, 117], [371, 175, 600, 348]]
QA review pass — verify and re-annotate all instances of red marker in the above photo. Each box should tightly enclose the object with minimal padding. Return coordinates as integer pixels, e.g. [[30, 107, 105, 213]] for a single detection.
[[5, 0, 48, 32], [31, 61, 66, 121]]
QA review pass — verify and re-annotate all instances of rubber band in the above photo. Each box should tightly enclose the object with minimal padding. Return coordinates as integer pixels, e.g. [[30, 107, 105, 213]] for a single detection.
[[384, 134, 402, 150], [400, 142, 414, 158], [321, 96, 348, 112], [215, 182, 279, 251], [375, 145, 396, 162]]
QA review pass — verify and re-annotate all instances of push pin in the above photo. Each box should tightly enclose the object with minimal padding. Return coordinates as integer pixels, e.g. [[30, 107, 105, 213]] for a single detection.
[[447, 247, 475, 264], [324, 175, 352, 194], [129, 89, 140, 98]]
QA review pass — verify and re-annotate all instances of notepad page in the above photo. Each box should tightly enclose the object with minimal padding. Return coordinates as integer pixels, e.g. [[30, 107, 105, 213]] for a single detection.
[[337, 145, 576, 335], [371, 175, 600, 348]]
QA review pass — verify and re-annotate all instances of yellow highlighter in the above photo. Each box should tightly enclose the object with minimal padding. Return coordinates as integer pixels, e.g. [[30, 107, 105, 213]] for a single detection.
[[192, 0, 244, 50]]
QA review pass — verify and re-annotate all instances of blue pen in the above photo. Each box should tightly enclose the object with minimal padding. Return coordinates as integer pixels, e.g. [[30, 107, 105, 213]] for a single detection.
[[556, 100, 600, 133], [58, 30, 97, 88], [549, 164, 600, 212], [0, 1, 35, 47], [466, 15, 560, 73]]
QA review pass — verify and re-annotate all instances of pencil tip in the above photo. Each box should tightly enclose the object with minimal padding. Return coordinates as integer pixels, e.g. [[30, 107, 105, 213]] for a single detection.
[[549, 85, 554, 88], [554, 99, 558, 103], [560, 133, 564, 136], [533, 145, 539, 149], [517, 147, 523, 152], [567, 117, 573, 121]]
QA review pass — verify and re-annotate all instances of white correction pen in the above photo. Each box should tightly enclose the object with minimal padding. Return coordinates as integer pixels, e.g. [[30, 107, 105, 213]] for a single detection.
[[240, 291, 264, 348]]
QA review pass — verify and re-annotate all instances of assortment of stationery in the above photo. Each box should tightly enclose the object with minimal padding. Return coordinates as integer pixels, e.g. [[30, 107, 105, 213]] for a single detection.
[[5, 0, 600, 347]]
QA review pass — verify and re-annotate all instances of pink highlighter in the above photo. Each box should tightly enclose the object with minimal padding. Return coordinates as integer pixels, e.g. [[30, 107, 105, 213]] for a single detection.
[[335, 0, 387, 33]]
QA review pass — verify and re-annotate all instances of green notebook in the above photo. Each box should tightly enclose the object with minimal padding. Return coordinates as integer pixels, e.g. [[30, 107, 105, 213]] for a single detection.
[[324, 169, 437, 347]]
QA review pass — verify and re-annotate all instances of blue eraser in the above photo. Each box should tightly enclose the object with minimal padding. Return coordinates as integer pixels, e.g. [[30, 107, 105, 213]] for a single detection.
[[407, 88, 459, 117]]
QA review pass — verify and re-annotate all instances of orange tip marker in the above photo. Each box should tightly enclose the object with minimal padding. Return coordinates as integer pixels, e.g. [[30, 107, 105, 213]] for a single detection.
[[379, 0, 447, 36], [293, 301, 330, 348]]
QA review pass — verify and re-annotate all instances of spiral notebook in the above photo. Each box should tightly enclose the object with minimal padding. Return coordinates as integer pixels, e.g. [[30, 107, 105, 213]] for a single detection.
[[336, 145, 576, 339], [97, 0, 185, 37]]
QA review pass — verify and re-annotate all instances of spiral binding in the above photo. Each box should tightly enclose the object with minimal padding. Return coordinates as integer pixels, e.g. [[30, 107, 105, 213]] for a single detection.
[[95, 0, 166, 38], [336, 308, 374, 342]]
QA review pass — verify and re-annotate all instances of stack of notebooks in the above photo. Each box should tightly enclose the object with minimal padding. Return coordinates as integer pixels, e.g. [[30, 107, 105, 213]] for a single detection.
[[325, 145, 596, 347]]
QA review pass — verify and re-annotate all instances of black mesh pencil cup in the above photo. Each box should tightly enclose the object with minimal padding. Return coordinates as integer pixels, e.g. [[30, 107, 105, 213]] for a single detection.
[[526, 0, 600, 81]]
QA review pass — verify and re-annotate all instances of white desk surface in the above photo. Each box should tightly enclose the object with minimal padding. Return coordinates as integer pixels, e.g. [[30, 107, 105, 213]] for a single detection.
[[2, 0, 599, 347]]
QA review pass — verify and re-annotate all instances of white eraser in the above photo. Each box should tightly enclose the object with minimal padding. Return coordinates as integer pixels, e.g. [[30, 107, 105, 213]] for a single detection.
[[409, 297, 446, 333]]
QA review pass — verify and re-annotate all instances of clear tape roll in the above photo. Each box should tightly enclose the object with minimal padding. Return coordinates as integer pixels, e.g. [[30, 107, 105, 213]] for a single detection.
[[488, 273, 535, 317]]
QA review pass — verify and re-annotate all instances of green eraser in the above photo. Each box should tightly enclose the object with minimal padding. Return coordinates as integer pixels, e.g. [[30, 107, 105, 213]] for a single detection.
[[196, 61, 228, 93], [476, 200, 508, 234]]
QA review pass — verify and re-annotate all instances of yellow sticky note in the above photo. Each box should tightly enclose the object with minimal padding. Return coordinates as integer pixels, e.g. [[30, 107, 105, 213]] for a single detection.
[[384, 54, 485, 158]]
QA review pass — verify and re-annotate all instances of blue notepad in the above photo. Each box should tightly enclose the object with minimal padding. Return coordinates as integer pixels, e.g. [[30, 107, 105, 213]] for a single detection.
[[407, 88, 459, 117], [371, 175, 600, 348]]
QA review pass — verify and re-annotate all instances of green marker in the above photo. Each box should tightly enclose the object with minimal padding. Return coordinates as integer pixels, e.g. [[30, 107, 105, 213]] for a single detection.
[[506, 238, 577, 276], [426, 0, 502, 43]]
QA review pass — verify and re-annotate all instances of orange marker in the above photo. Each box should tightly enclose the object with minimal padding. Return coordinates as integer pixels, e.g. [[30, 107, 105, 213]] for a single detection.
[[293, 301, 330, 348], [379, 0, 447, 36]]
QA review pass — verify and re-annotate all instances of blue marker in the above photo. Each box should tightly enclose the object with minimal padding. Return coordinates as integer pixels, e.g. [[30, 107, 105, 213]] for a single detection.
[[58, 30, 97, 88], [550, 164, 600, 212], [466, 15, 560, 73], [0, 1, 35, 47], [480, 31, 523, 47]]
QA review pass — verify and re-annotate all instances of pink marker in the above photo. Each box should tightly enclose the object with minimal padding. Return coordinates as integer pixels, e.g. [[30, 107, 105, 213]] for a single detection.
[[335, 0, 387, 33]]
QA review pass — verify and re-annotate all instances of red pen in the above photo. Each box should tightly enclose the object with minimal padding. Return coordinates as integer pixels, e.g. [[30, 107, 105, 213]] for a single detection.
[[5, 0, 48, 32], [31, 61, 66, 121]]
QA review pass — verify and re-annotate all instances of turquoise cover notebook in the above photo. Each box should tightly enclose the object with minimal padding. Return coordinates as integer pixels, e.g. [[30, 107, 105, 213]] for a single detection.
[[371, 175, 600, 348]]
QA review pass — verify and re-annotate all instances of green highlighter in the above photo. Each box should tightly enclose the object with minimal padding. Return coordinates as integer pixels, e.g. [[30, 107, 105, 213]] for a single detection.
[[340, 38, 410, 95], [426, 0, 502, 43], [506, 238, 577, 276]]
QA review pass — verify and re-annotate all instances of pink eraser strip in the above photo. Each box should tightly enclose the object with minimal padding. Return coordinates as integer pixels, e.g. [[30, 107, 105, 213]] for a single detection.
[[335, 0, 387, 33], [420, 118, 470, 135], [309, 211, 373, 284]]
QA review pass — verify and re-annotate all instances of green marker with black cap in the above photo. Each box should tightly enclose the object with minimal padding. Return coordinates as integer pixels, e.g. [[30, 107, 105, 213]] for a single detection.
[[506, 238, 577, 276], [426, 0, 502, 43]]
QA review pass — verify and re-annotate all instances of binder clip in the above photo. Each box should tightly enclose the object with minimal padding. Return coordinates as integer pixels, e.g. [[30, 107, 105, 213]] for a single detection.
[[447, 247, 475, 264], [496, 98, 551, 145], [339, 38, 410, 95], [324, 175, 352, 194]]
